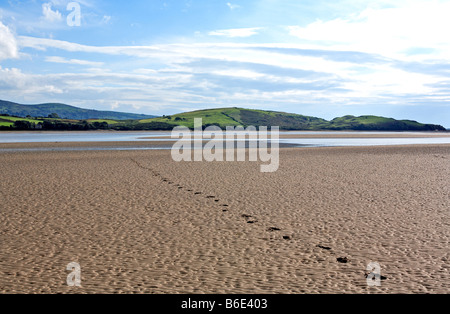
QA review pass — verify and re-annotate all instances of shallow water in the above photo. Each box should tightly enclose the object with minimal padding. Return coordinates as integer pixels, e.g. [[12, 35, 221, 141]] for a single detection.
[[279, 137, 450, 147], [0, 131, 449, 153], [0, 131, 170, 143]]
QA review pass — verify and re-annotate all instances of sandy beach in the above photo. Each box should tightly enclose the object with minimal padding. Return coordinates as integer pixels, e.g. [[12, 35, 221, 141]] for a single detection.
[[0, 143, 449, 294]]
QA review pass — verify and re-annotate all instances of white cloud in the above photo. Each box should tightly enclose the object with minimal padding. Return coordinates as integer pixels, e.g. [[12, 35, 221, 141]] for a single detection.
[[209, 27, 261, 38], [101, 15, 112, 25], [19, 36, 91, 52], [111, 101, 119, 110], [45, 56, 104, 67], [15, 36, 445, 94], [0, 66, 63, 94], [288, 0, 450, 61], [340, 66, 439, 99], [0, 21, 19, 61], [227, 3, 241, 10], [41, 2, 62, 23]]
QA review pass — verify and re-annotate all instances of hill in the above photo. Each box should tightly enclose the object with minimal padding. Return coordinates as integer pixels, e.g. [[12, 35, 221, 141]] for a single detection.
[[0, 103, 446, 131], [140, 108, 446, 131], [0, 100, 157, 120]]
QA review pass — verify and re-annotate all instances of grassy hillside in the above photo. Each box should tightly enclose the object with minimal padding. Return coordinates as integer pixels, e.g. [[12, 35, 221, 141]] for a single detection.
[[328, 115, 444, 131], [0, 100, 157, 120], [0, 107, 446, 132], [140, 108, 244, 128], [140, 108, 445, 131], [141, 107, 330, 130]]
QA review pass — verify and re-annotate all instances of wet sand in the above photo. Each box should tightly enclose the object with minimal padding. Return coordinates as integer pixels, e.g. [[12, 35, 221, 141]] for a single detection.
[[0, 141, 174, 149], [0, 144, 449, 294], [140, 132, 450, 140]]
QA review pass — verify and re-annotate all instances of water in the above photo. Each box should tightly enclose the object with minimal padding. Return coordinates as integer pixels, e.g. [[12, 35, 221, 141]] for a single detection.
[[0, 131, 449, 152], [279, 137, 450, 147], [0, 131, 170, 143]]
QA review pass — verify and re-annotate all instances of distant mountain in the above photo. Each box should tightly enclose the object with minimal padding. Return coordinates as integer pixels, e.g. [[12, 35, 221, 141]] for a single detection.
[[0, 100, 157, 120], [141, 107, 447, 131]]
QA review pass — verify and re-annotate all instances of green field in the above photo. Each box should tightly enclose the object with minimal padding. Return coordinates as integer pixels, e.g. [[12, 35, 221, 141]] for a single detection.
[[0, 121, 13, 127], [0, 115, 43, 128], [0, 115, 42, 123], [141, 108, 244, 129]]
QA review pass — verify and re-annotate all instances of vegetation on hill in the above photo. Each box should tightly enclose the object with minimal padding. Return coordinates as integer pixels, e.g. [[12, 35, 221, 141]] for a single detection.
[[0, 105, 446, 132], [328, 115, 444, 131], [140, 108, 446, 131]]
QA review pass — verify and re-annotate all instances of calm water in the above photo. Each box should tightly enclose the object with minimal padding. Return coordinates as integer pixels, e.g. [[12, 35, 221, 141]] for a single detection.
[[0, 131, 449, 152], [279, 137, 450, 147], [0, 131, 170, 143]]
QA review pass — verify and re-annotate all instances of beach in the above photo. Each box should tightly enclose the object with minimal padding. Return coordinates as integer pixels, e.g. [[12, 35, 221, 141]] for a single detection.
[[0, 143, 449, 294]]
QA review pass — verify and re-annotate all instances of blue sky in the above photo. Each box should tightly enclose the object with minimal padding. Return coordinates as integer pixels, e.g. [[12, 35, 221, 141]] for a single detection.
[[0, 0, 449, 127]]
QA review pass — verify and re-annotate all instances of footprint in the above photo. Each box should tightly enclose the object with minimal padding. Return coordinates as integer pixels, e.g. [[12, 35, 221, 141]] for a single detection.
[[268, 227, 281, 232], [247, 221, 258, 224], [241, 214, 252, 219], [365, 273, 387, 281], [206, 196, 215, 199], [194, 192, 202, 195], [337, 257, 349, 263], [221, 204, 229, 207], [283, 236, 291, 240], [317, 245, 332, 251], [214, 200, 220, 202]]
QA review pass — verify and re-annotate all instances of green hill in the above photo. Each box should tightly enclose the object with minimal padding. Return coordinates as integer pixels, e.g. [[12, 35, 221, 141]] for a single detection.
[[0, 102, 446, 131], [141, 108, 330, 130], [140, 108, 446, 131], [0, 100, 157, 120], [328, 115, 444, 131]]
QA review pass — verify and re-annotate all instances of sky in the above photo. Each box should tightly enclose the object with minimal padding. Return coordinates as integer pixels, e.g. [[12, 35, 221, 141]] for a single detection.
[[0, 0, 449, 127]]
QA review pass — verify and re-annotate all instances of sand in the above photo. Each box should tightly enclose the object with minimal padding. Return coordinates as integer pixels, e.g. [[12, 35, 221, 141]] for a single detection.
[[0, 144, 449, 294], [140, 132, 450, 140]]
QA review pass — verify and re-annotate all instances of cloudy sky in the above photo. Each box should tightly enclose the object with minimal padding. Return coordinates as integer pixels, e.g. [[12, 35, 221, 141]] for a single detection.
[[1, 0, 449, 127]]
